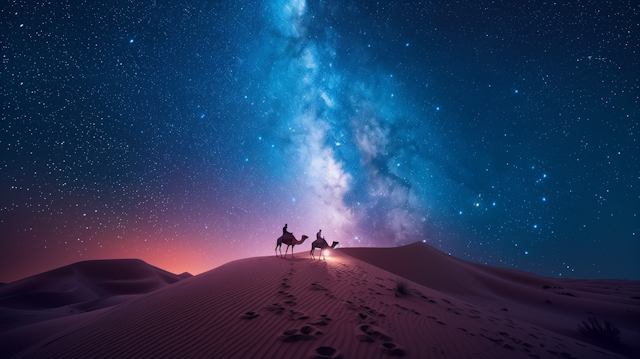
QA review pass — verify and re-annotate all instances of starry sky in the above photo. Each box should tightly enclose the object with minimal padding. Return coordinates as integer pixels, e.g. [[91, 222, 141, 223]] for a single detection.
[[1, 0, 638, 283]]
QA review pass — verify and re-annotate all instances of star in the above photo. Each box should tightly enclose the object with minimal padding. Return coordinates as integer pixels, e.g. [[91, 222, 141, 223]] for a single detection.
[[0, 0, 635, 283]]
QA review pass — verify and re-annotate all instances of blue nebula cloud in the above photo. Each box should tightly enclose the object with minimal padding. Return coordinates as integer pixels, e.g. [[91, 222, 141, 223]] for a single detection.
[[238, 0, 463, 246]]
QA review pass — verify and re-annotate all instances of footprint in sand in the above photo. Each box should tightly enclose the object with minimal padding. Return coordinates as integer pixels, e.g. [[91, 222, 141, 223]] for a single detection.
[[379, 342, 408, 357], [287, 310, 310, 320], [263, 303, 285, 313], [310, 282, 328, 291], [354, 312, 379, 325], [240, 311, 260, 319], [278, 291, 297, 299], [344, 300, 358, 311], [278, 325, 324, 342], [307, 314, 332, 326], [355, 324, 393, 342], [284, 300, 297, 306], [480, 333, 504, 344], [309, 346, 344, 359], [357, 305, 383, 316], [427, 316, 447, 325]]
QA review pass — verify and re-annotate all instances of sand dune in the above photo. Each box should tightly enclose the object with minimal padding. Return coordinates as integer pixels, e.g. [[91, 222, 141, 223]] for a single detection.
[[0, 259, 190, 311], [0, 259, 191, 358], [3, 242, 637, 358], [340, 243, 640, 357]]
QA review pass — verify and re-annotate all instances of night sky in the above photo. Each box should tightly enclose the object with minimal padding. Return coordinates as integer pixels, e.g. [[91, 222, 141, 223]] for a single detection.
[[1, 0, 638, 283]]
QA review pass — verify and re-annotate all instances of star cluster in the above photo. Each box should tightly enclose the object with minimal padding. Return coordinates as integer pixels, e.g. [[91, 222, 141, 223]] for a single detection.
[[1, 0, 638, 282]]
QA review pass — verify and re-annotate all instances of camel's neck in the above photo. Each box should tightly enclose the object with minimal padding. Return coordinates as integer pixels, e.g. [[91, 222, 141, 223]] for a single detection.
[[295, 237, 307, 245]]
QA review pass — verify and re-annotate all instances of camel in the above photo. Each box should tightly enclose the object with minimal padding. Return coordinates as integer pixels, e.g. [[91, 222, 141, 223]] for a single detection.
[[275, 233, 309, 258], [310, 237, 339, 260]]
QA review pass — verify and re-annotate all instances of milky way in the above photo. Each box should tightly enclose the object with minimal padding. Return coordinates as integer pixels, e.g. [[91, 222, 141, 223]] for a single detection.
[[1, 0, 638, 282]]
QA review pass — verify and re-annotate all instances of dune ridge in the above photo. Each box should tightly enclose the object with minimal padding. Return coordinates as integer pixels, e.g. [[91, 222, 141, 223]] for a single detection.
[[4, 243, 637, 359], [0, 259, 190, 311], [0, 259, 191, 357], [340, 243, 640, 357]]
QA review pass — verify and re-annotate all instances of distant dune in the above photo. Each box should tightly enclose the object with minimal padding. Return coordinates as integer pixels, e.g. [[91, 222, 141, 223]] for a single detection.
[[1, 243, 638, 358], [0, 259, 191, 357]]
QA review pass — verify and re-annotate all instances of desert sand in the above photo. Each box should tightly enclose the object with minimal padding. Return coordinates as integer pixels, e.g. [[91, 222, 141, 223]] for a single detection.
[[1, 242, 638, 358]]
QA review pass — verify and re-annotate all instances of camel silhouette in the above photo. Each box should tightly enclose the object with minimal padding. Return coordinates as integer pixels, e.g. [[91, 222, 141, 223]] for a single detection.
[[275, 233, 309, 258], [310, 237, 339, 260]]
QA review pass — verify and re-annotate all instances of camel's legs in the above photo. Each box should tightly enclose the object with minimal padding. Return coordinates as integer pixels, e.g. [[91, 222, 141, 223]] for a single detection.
[[310, 247, 314, 259], [277, 243, 285, 257]]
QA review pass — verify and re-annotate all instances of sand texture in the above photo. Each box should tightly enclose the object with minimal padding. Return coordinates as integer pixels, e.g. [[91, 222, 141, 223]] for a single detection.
[[2, 243, 638, 358]]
